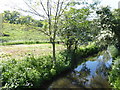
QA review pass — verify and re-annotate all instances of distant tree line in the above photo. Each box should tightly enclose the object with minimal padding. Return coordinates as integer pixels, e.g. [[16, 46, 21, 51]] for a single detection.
[[3, 10, 43, 27]]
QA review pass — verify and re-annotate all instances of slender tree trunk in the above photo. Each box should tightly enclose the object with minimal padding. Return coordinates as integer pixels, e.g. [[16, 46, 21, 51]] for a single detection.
[[52, 41, 56, 64]]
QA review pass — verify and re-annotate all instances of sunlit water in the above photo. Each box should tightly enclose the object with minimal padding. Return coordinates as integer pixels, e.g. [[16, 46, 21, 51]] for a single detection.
[[48, 50, 112, 89]]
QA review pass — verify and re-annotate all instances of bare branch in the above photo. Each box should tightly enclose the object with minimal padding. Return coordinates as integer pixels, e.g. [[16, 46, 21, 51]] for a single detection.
[[31, 26, 51, 37], [55, 0, 60, 17], [47, 0, 50, 17], [53, 0, 61, 40], [58, 1, 64, 15], [40, 0, 48, 17], [23, 0, 44, 18], [49, 1, 52, 17], [58, 0, 70, 17], [37, 28, 50, 37]]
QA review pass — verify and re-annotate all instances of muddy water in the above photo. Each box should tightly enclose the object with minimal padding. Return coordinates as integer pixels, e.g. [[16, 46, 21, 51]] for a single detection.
[[48, 50, 112, 89]]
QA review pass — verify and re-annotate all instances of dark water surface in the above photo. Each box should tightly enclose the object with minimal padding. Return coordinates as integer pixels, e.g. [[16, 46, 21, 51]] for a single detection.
[[48, 50, 112, 89]]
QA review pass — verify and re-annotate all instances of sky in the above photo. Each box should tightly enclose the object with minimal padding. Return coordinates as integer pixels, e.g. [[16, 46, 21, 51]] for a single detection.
[[0, 0, 120, 15]]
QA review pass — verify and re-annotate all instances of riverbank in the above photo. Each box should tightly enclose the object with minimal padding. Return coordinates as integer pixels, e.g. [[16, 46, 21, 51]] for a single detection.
[[47, 50, 112, 89], [1, 43, 100, 89]]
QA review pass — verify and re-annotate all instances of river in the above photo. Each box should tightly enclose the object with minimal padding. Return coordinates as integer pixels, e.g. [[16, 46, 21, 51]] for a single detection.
[[48, 50, 112, 89]]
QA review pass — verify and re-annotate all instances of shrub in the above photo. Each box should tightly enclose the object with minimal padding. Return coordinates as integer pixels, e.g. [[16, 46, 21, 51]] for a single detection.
[[1, 53, 70, 89], [76, 43, 99, 58], [108, 57, 120, 89], [108, 45, 119, 58]]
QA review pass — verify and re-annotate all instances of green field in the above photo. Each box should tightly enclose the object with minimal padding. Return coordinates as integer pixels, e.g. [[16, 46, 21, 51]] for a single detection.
[[0, 44, 65, 61], [0, 23, 50, 44]]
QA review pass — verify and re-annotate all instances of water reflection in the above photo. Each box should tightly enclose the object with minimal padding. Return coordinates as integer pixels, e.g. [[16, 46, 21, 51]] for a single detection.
[[48, 50, 112, 89]]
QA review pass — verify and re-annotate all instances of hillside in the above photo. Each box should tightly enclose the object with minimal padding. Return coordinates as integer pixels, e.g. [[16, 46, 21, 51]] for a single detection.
[[0, 23, 50, 45]]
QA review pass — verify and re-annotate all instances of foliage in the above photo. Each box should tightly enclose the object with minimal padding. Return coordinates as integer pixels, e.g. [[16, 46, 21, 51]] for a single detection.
[[108, 45, 119, 58], [1, 53, 70, 89], [3, 11, 20, 24], [96, 7, 120, 50], [21, 0, 75, 63], [112, 9, 120, 50], [59, 7, 92, 51], [22, 0, 97, 63], [3, 10, 43, 27], [108, 45, 120, 89], [76, 43, 100, 58], [109, 57, 120, 89]]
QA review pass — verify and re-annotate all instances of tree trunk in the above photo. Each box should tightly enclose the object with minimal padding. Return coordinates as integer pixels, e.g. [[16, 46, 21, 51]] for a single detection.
[[52, 41, 56, 64]]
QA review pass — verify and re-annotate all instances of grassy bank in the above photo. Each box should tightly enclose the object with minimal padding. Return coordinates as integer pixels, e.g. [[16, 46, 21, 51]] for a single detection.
[[0, 23, 50, 43], [0, 43, 100, 89]]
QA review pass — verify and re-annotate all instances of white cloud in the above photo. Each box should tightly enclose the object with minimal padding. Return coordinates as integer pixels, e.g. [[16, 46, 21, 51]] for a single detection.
[[0, 0, 25, 13], [100, 0, 120, 9]]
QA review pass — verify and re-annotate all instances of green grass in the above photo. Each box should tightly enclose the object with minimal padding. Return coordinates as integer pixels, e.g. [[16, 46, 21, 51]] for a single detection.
[[0, 23, 50, 43], [0, 44, 65, 60], [0, 40, 50, 45]]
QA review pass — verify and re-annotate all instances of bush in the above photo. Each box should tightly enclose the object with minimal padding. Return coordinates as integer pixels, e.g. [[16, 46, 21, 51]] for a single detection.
[[76, 43, 99, 58], [1, 53, 70, 89], [108, 45, 119, 58], [108, 57, 120, 89]]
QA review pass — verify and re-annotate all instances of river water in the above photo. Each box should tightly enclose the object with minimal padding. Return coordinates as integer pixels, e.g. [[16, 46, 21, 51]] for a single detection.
[[48, 50, 112, 89]]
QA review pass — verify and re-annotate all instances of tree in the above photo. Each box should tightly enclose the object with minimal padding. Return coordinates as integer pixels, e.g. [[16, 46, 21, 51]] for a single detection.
[[3, 10, 43, 27], [18, 15, 33, 25], [59, 7, 91, 52], [3, 11, 20, 24], [19, 0, 98, 64], [112, 9, 120, 50], [96, 7, 120, 50], [21, 0, 77, 64]]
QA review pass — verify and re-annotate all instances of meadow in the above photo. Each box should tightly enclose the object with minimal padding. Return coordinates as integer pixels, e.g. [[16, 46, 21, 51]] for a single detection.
[[0, 44, 65, 60], [0, 23, 50, 45]]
